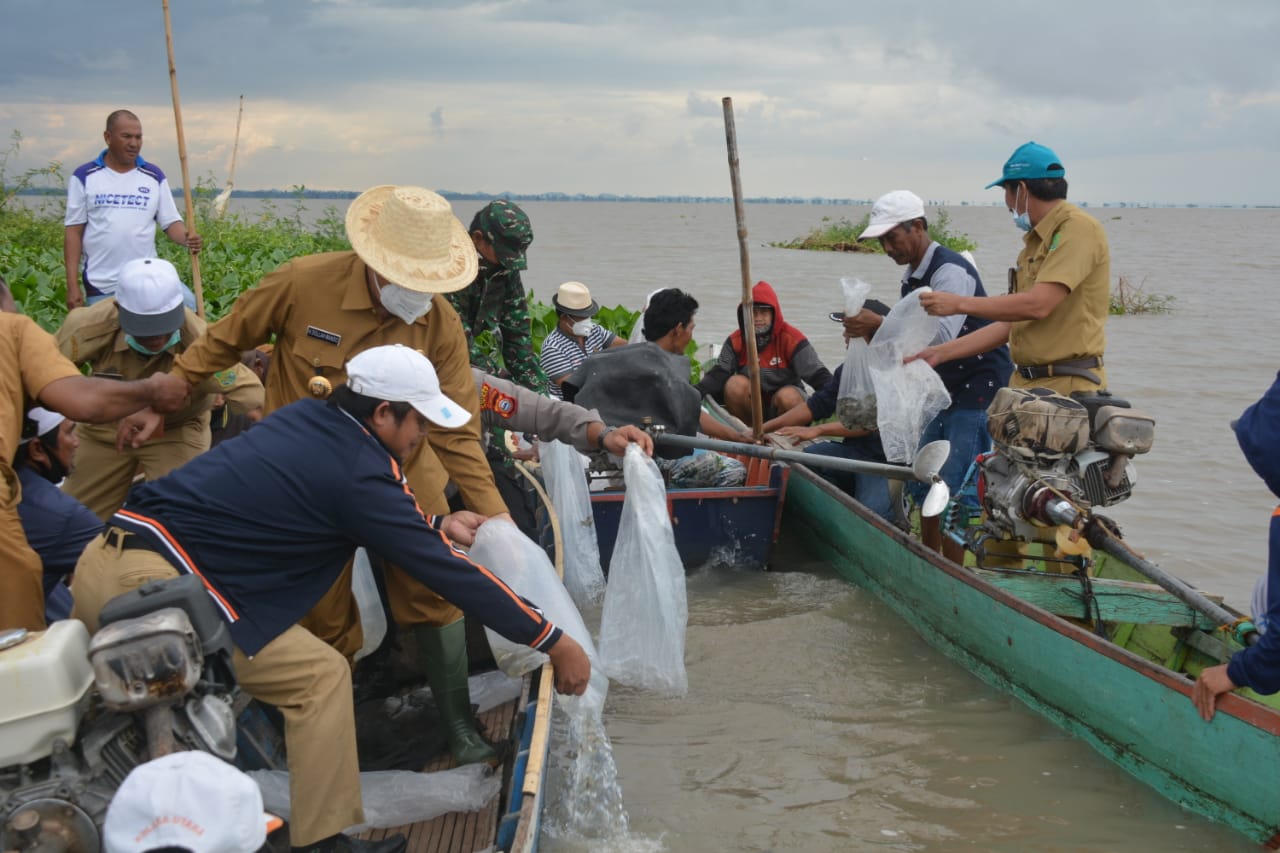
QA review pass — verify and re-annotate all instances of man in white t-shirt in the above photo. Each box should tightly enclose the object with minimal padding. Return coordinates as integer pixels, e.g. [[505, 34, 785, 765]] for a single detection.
[[63, 109, 202, 309]]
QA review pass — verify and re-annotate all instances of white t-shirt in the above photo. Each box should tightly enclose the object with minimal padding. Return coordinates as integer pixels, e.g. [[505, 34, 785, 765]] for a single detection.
[[65, 152, 183, 298]]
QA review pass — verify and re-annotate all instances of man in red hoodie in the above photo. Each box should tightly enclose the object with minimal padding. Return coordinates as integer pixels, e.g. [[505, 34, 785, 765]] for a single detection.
[[696, 281, 832, 423]]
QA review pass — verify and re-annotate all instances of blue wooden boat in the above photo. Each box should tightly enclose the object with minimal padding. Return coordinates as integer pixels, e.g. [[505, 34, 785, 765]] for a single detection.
[[589, 454, 789, 570], [783, 462, 1280, 845]]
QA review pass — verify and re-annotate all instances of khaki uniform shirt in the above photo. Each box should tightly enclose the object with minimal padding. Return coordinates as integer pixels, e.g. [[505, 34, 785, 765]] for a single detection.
[[1008, 201, 1110, 392], [171, 251, 505, 516], [56, 300, 263, 444], [2, 315, 83, 467]]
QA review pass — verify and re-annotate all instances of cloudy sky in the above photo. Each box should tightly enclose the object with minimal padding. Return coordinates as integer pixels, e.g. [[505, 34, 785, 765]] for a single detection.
[[3, 0, 1278, 205]]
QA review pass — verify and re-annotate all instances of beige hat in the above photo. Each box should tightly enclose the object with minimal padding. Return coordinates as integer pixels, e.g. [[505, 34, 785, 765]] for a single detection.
[[345, 186, 478, 294], [552, 281, 599, 318]]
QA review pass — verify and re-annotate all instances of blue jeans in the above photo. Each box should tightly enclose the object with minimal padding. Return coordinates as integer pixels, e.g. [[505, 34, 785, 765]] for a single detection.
[[907, 406, 990, 504], [804, 436, 893, 520]]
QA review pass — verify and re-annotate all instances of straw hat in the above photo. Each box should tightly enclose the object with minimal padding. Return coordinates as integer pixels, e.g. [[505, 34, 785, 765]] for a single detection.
[[345, 186, 478, 294], [552, 281, 599, 318]]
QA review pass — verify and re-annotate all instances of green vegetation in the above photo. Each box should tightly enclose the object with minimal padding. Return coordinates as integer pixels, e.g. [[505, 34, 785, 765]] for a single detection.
[[1110, 275, 1175, 315], [1, 132, 350, 332], [771, 209, 978, 255]]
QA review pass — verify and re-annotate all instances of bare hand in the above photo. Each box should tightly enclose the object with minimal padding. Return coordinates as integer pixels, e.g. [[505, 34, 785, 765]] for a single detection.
[[603, 425, 654, 456], [905, 346, 945, 369], [145, 372, 192, 413], [440, 511, 489, 546], [186, 232, 203, 254], [66, 286, 85, 311], [546, 634, 591, 695], [919, 290, 962, 317], [842, 308, 883, 342], [116, 408, 165, 450], [777, 425, 821, 441], [1192, 664, 1237, 722]]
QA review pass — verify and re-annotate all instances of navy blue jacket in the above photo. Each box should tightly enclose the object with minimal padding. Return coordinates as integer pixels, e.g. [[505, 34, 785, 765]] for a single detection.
[[112, 398, 562, 657], [17, 466, 103, 614], [901, 246, 1011, 410], [1226, 371, 1280, 693]]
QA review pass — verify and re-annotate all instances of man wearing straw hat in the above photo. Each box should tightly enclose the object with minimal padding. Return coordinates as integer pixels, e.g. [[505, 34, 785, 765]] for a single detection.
[[136, 186, 516, 765]]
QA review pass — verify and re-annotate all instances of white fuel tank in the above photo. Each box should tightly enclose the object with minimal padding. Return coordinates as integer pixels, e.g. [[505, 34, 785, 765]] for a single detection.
[[0, 620, 93, 767]]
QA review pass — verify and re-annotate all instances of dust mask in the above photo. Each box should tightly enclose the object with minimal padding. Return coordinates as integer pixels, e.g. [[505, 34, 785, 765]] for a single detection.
[[379, 281, 435, 325], [571, 319, 596, 336]]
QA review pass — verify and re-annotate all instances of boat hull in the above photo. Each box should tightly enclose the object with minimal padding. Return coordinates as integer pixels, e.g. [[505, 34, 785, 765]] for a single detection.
[[784, 466, 1280, 845]]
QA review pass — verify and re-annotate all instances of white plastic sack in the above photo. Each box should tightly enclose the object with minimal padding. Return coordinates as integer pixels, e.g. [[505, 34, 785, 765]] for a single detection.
[[867, 289, 951, 462], [248, 765, 499, 832], [836, 278, 878, 431], [351, 548, 386, 663], [597, 444, 688, 696], [538, 439, 606, 608]]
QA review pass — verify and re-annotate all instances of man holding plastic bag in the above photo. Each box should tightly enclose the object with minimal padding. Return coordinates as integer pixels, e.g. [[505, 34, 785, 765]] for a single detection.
[[847, 190, 1011, 493]]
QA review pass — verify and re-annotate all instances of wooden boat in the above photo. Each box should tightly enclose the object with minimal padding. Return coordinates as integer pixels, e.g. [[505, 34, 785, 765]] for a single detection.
[[588, 453, 788, 570], [781, 463, 1280, 845]]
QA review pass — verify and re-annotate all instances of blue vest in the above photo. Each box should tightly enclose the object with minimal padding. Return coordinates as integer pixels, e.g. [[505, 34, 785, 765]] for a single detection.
[[902, 246, 1011, 409]]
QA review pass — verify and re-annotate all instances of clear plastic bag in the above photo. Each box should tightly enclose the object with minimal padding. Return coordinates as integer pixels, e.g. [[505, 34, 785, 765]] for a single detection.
[[538, 439, 606, 608], [248, 765, 499, 832], [351, 548, 386, 663], [597, 444, 688, 696], [836, 278, 879, 431], [468, 519, 601, 684], [867, 289, 952, 462]]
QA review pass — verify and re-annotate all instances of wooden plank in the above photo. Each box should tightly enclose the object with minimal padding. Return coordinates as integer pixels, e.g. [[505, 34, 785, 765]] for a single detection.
[[522, 665, 555, 796]]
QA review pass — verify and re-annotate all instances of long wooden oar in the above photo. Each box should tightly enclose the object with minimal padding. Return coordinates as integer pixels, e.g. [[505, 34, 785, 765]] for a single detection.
[[161, 0, 204, 317], [721, 97, 765, 439]]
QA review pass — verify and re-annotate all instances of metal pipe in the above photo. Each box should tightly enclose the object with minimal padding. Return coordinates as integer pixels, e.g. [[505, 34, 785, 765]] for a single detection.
[[654, 432, 927, 482]]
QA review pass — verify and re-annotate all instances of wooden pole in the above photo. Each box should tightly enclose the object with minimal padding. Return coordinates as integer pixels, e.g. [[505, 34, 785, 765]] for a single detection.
[[721, 98, 765, 439], [214, 95, 244, 218], [162, 0, 204, 317]]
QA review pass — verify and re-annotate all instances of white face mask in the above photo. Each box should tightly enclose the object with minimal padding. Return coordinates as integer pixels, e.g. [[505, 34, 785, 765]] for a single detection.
[[378, 281, 435, 325], [1010, 184, 1032, 233], [571, 319, 596, 336]]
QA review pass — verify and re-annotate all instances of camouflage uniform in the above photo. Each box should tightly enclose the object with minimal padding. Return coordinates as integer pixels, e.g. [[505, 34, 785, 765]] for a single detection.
[[447, 201, 548, 394]]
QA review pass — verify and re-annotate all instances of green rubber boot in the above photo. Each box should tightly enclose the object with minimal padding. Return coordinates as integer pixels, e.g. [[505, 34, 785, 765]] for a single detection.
[[414, 621, 498, 766]]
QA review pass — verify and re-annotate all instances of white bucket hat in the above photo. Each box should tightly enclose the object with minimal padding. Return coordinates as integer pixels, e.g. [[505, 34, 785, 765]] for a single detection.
[[116, 258, 186, 337], [346, 344, 472, 428], [858, 190, 926, 240], [103, 751, 280, 853], [345, 186, 478, 294]]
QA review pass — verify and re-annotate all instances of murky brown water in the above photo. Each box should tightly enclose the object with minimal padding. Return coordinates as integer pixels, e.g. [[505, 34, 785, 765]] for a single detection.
[[244, 197, 1279, 850]]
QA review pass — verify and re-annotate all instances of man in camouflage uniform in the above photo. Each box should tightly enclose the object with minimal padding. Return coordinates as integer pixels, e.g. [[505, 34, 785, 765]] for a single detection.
[[447, 201, 548, 394]]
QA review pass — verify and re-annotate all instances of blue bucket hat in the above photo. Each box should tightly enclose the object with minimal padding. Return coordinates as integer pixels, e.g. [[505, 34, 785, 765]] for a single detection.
[[985, 142, 1066, 189]]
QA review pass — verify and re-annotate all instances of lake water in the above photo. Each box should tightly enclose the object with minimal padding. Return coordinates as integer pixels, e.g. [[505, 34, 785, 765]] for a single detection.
[[235, 197, 1277, 850]]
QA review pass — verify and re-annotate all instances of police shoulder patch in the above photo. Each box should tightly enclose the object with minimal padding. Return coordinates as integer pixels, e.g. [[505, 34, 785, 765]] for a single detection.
[[480, 382, 518, 418]]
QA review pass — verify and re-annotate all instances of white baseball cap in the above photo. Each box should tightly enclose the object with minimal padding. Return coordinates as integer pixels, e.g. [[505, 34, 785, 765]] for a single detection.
[[345, 344, 472, 428], [103, 752, 281, 853], [22, 406, 66, 444], [116, 258, 186, 337], [858, 190, 927, 240]]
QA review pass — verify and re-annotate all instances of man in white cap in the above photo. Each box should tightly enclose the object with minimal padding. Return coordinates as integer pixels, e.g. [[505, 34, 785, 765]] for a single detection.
[[14, 406, 102, 622], [0, 304, 190, 631], [72, 344, 592, 853], [143, 186, 526, 765], [540, 281, 627, 399], [841, 190, 1011, 498], [103, 751, 281, 853], [55, 257, 263, 520]]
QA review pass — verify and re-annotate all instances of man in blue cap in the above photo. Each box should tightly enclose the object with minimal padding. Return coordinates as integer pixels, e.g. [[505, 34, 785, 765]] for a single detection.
[[913, 142, 1111, 396]]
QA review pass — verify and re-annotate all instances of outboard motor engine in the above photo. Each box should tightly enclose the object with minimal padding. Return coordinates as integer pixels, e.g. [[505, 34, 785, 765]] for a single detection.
[[976, 387, 1156, 543], [0, 575, 240, 853]]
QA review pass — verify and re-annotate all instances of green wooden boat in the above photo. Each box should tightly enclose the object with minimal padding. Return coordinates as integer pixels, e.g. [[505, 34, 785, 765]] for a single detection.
[[783, 464, 1280, 846]]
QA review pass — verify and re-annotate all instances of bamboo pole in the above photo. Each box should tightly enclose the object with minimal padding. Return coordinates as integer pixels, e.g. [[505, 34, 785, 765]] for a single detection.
[[721, 98, 764, 439], [162, 0, 204, 317], [214, 95, 244, 218]]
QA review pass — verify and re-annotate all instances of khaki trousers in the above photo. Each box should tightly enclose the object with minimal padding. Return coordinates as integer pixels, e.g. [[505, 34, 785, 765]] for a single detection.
[[0, 464, 45, 631], [71, 534, 364, 845], [63, 421, 211, 521]]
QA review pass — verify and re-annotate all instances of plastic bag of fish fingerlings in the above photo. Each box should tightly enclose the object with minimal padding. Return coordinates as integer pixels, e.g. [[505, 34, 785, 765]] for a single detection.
[[597, 443, 688, 696]]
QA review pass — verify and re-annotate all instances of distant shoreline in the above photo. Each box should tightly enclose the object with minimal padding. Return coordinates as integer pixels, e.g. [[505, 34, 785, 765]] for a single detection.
[[12, 188, 1274, 210]]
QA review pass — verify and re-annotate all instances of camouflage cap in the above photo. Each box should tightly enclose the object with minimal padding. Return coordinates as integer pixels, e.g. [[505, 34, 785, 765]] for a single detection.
[[472, 200, 533, 271]]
